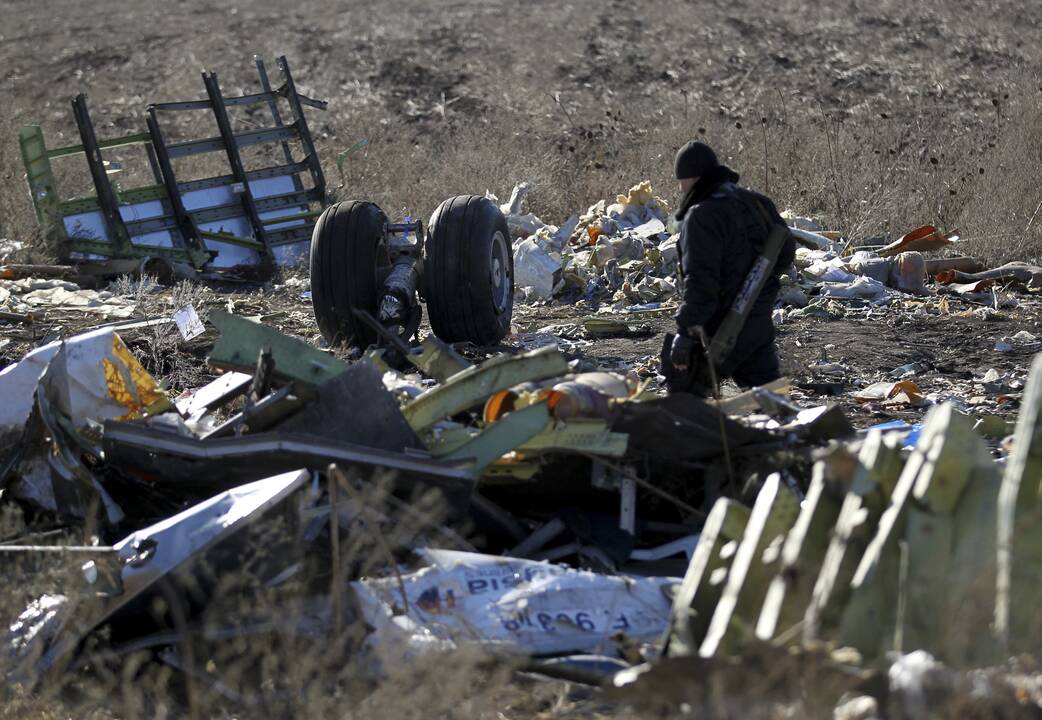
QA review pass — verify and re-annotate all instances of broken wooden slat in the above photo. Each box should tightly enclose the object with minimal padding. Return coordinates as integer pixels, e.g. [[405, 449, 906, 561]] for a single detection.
[[403, 346, 569, 432], [803, 431, 902, 644], [996, 354, 1042, 655], [900, 417, 994, 661], [756, 448, 855, 643], [838, 404, 978, 662], [666, 499, 751, 658], [700, 474, 801, 658], [946, 460, 1000, 666]]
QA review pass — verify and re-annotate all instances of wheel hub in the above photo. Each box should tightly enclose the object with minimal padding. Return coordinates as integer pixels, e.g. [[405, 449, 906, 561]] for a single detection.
[[489, 230, 511, 314]]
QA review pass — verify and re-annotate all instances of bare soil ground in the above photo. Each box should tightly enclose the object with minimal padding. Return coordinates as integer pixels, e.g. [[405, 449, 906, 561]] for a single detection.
[[3, 0, 1042, 717], [4, 0, 1042, 259], [522, 296, 1042, 429]]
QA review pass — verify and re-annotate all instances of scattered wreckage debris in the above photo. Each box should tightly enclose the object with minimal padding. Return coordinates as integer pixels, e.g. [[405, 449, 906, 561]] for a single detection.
[[495, 180, 1040, 334], [0, 307, 851, 704], [608, 358, 1042, 716], [3, 299, 1042, 717], [5, 175, 1042, 716], [352, 548, 675, 657], [876, 224, 961, 258], [10, 51, 529, 347], [936, 261, 1042, 291]]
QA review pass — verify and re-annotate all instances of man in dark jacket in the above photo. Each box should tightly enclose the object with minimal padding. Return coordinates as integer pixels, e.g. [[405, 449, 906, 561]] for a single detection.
[[668, 141, 795, 394]]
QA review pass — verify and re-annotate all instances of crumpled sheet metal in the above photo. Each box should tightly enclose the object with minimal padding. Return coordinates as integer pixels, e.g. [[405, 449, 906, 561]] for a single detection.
[[0, 339, 61, 437], [1, 327, 169, 521], [352, 548, 678, 657], [53, 327, 170, 423], [403, 345, 570, 432], [936, 262, 1042, 291], [611, 394, 775, 462], [0, 327, 168, 435], [877, 224, 958, 258], [655, 394, 1033, 676], [24, 469, 311, 684], [102, 425, 475, 501], [276, 358, 422, 452]]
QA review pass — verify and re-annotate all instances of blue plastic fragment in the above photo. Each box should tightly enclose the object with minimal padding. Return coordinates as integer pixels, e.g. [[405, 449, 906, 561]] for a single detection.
[[860, 420, 922, 450], [903, 424, 922, 448]]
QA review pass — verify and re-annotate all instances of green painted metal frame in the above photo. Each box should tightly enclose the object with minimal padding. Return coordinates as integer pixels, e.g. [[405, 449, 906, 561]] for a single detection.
[[145, 105, 209, 263], [402, 346, 570, 432], [517, 419, 628, 457], [17, 56, 327, 274], [18, 125, 68, 248], [70, 94, 132, 256], [202, 69, 276, 273], [208, 310, 349, 386], [439, 402, 552, 474], [699, 472, 800, 657], [997, 354, 1042, 655], [667, 498, 751, 657]]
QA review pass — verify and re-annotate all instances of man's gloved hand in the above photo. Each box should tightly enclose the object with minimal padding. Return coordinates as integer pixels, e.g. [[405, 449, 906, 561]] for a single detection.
[[671, 332, 698, 370]]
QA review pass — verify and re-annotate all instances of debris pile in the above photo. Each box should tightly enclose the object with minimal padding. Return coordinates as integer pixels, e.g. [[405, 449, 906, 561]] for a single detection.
[[0, 273, 139, 325], [6, 114, 1042, 711], [495, 181, 1042, 439], [609, 357, 1042, 716], [497, 180, 1042, 321], [7, 52, 1042, 717], [2, 293, 1042, 716], [0, 307, 832, 688], [493, 181, 677, 308]]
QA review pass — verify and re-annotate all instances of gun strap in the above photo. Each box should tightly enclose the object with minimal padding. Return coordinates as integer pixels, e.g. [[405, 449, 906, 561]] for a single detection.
[[705, 200, 790, 367]]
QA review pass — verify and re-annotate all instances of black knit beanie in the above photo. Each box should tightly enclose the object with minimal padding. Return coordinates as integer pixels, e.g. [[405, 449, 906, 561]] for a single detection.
[[674, 141, 719, 180]]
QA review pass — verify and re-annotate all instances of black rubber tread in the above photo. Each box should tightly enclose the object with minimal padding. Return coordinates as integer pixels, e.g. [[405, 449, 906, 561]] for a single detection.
[[309, 200, 387, 347], [424, 195, 513, 344]]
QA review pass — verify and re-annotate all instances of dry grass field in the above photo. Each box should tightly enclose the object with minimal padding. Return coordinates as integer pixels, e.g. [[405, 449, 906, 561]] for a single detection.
[[3, 0, 1042, 261], [2, 0, 1042, 717]]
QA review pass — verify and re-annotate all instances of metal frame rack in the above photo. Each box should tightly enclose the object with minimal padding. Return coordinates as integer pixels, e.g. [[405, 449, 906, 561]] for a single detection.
[[18, 56, 327, 278]]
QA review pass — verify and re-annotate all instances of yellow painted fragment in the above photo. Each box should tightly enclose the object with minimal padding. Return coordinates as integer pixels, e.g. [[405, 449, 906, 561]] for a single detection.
[[104, 333, 171, 418]]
